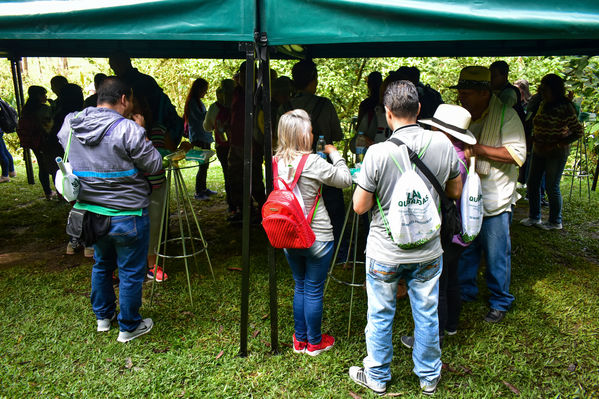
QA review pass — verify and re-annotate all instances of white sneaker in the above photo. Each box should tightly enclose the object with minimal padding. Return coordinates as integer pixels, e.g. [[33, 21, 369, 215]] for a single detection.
[[117, 318, 154, 343], [348, 366, 386, 396], [0, 176, 10, 183], [421, 375, 441, 395], [8, 171, 16, 178], [538, 221, 563, 230], [519, 217, 541, 227], [97, 313, 116, 332]]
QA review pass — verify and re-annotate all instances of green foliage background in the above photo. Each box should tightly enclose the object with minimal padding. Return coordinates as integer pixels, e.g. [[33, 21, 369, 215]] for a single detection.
[[2, 55, 598, 158]]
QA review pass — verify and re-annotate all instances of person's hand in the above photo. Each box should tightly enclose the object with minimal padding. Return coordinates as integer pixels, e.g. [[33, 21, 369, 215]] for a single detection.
[[323, 144, 337, 154], [132, 113, 145, 128], [463, 145, 474, 159]]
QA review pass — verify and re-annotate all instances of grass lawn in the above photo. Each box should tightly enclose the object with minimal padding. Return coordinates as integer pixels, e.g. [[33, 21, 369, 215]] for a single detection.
[[0, 157, 598, 398]]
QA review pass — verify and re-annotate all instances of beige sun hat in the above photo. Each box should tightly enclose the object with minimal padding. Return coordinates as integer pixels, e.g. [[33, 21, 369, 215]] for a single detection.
[[419, 104, 477, 145]]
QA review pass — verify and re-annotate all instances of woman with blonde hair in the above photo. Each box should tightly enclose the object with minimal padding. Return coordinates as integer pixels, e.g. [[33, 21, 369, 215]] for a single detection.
[[275, 109, 352, 356]]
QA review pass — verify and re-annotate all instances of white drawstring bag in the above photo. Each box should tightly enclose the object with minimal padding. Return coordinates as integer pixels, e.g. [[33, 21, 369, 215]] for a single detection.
[[460, 157, 483, 242], [378, 144, 441, 249], [55, 122, 80, 202]]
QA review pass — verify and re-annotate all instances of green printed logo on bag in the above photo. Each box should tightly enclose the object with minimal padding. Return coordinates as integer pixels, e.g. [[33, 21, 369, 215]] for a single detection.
[[398, 190, 430, 207], [377, 145, 440, 250]]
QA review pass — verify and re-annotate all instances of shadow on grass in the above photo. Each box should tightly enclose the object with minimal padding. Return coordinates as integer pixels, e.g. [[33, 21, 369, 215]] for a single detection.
[[1, 162, 598, 397]]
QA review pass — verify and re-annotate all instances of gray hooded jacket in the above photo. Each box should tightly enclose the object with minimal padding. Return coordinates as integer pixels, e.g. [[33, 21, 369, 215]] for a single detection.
[[57, 107, 163, 210]]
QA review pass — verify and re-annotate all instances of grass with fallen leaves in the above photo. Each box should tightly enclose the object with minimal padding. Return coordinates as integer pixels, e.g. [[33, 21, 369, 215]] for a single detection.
[[1, 158, 598, 398]]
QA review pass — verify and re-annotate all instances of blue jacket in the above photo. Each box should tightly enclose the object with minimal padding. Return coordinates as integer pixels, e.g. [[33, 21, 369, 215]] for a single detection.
[[57, 107, 162, 210], [187, 98, 213, 144]]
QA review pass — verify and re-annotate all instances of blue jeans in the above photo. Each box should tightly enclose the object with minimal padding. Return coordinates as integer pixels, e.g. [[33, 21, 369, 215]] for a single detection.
[[0, 133, 14, 177], [458, 211, 514, 311], [284, 240, 334, 344], [363, 256, 442, 387], [527, 150, 568, 224], [91, 209, 150, 332]]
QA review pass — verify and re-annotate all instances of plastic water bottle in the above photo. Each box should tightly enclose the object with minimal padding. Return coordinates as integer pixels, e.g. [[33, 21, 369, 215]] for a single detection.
[[56, 156, 67, 174], [316, 135, 326, 159], [355, 131, 367, 163]]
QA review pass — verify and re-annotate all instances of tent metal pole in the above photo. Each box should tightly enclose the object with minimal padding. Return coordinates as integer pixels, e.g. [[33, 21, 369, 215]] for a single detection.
[[592, 160, 598, 191], [9, 57, 34, 184], [239, 42, 255, 358], [258, 34, 279, 354]]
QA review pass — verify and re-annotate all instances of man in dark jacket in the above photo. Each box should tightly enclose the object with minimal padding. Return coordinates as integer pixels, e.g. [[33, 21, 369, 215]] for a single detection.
[[57, 77, 163, 343], [109, 52, 183, 147]]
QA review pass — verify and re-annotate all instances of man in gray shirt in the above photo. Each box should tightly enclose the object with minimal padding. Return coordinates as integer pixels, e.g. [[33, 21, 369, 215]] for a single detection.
[[348, 80, 461, 396]]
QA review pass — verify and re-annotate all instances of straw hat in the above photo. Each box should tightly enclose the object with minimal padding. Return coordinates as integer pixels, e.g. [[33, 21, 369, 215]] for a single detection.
[[419, 104, 477, 145], [449, 66, 491, 90]]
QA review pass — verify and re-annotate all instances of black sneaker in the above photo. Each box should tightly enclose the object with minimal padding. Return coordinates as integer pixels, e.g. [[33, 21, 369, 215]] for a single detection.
[[227, 212, 242, 223], [194, 192, 209, 200], [401, 335, 414, 349], [484, 309, 506, 323], [401, 335, 444, 348]]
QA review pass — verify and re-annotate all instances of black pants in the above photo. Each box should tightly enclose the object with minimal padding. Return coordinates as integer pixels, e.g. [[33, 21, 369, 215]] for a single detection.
[[322, 184, 348, 260], [194, 142, 211, 195], [438, 242, 466, 335], [215, 144, 234, 212], [228, 145, 266, 212], [32, 147, 57, 196]]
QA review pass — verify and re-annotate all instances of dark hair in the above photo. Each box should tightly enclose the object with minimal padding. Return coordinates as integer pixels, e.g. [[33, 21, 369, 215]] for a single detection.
[[50, 75, 68, 87], [367, 71, 382, 99], [27, 85, 47, 100], [540, 73, 568, 105], [61, 84, 84, 113], [396, 66, 419, 85], [23, 86, 47, 114], [292, 59, 317, 90], [490, 60, 509, 76], [97, 76, 132, 105], [94, 73, 108, 89], [184, 78, 209, 122], [383, 80, 420, 119]]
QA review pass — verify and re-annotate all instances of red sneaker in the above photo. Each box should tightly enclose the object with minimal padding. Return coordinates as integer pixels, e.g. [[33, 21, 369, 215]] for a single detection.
[[306, 333, 335, 356], [147, 265, 168, 282], [293, 333, 307, 354]]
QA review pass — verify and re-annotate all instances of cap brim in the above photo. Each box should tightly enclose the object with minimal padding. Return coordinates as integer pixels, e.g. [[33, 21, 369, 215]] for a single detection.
[[419, 119, 477, 145]]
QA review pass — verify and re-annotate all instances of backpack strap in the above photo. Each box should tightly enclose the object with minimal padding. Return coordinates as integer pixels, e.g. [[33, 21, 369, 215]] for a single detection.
[[388, 137, 451, 207], [272, 153, 309, 191], [306, 186, 322, 224], [271, 153, 321, 223]]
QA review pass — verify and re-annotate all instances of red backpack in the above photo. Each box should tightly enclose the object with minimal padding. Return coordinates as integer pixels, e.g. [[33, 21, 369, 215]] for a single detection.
[[262, 154, 321, 249]]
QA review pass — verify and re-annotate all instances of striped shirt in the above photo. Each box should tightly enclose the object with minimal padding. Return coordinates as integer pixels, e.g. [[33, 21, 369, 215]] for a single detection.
[[533, 101, 583, 151]]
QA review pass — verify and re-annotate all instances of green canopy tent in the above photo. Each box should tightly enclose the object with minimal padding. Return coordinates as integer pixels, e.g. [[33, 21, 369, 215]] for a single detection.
[[2, 0, 599, 359], [0, 0, 254, 58], [261, 0, 599, 57]]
